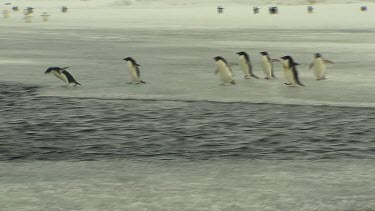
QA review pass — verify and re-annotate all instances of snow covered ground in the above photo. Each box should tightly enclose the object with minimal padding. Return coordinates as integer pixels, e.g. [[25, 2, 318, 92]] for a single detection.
[[1, 0, 375, 107]]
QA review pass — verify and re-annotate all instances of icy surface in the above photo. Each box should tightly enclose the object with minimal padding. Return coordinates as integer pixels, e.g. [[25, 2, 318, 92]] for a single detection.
[[1, 0, 375, 210], [1, 160, 375, 211]]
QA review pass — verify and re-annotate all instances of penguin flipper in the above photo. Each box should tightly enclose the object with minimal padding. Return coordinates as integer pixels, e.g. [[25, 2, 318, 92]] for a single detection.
[[59, 67, 69, 73], [324, 60, 334, 64], [292, 67, 305, 87]]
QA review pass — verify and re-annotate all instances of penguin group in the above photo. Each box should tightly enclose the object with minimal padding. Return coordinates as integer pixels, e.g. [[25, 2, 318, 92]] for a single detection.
[[212, 52, 334, 87], [45, 53, 334, 87]]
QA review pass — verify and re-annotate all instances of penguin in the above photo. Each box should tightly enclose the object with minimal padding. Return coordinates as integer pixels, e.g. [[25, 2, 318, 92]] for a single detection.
[[213, 56, 236, 85], [260, 51, 280, 79], [308, 53, 334, 80], [280, 56, 304, 87], [123, 57, 146, 84], [237, 51, 259, 79], [44, 67, 81, 86]]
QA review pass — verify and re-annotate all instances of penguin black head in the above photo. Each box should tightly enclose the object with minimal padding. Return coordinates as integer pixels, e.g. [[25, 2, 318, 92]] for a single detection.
[[123, 57, 132, 61], [281, 56, 292, 60], [213, 56, 225, 62], [281, 56, 299, 66], [44, 66, 67, 74], [237, 51, 251, 61], [260, 51, 268, 56], [314, 53, 322, 58], [123, 57, 140, 66]]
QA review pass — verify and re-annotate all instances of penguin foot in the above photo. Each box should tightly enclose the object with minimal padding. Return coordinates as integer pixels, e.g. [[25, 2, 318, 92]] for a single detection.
[[230, 81, 236, 85], [264, 77, 269, 80], [284, 83, 292, 86], [244, 76, 250, 79], [126, 82, 134, 84]]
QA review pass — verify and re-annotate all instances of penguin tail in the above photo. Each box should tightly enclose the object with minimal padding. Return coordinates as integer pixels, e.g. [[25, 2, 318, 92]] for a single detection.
[[74, 82, 82, 86]]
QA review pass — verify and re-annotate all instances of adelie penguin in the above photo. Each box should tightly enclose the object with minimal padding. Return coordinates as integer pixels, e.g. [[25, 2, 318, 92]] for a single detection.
[[123, 57, 146, 84], [213, 56, 236, 85], [44, 67, 81, 86], [308, 53, 334, 80], [260, 51, 280, 80], [280, 56, 304, 87], [237, 51, 259, 79]]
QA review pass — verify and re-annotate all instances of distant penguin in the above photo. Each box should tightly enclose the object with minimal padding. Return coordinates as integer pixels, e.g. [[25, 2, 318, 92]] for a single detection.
[[44, 67, 81, 86], [213, 56, 236, 85], [123, 57, 146, 84], [280, 56, 304, 87], [237, 51, 259, 79], [260, 51, 279, 79], [309, 53, 334, 80]]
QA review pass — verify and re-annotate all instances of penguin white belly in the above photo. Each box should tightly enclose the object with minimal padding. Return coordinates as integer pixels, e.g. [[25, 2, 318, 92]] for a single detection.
[[239, 56, 250, 78], [127, 63, 140, 82], [261, 57, 272, 78], [283, 68, 295, 85], [216, 62, 233, 83], [52, 70, 69, 84], [313, 59, 326, 79]]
